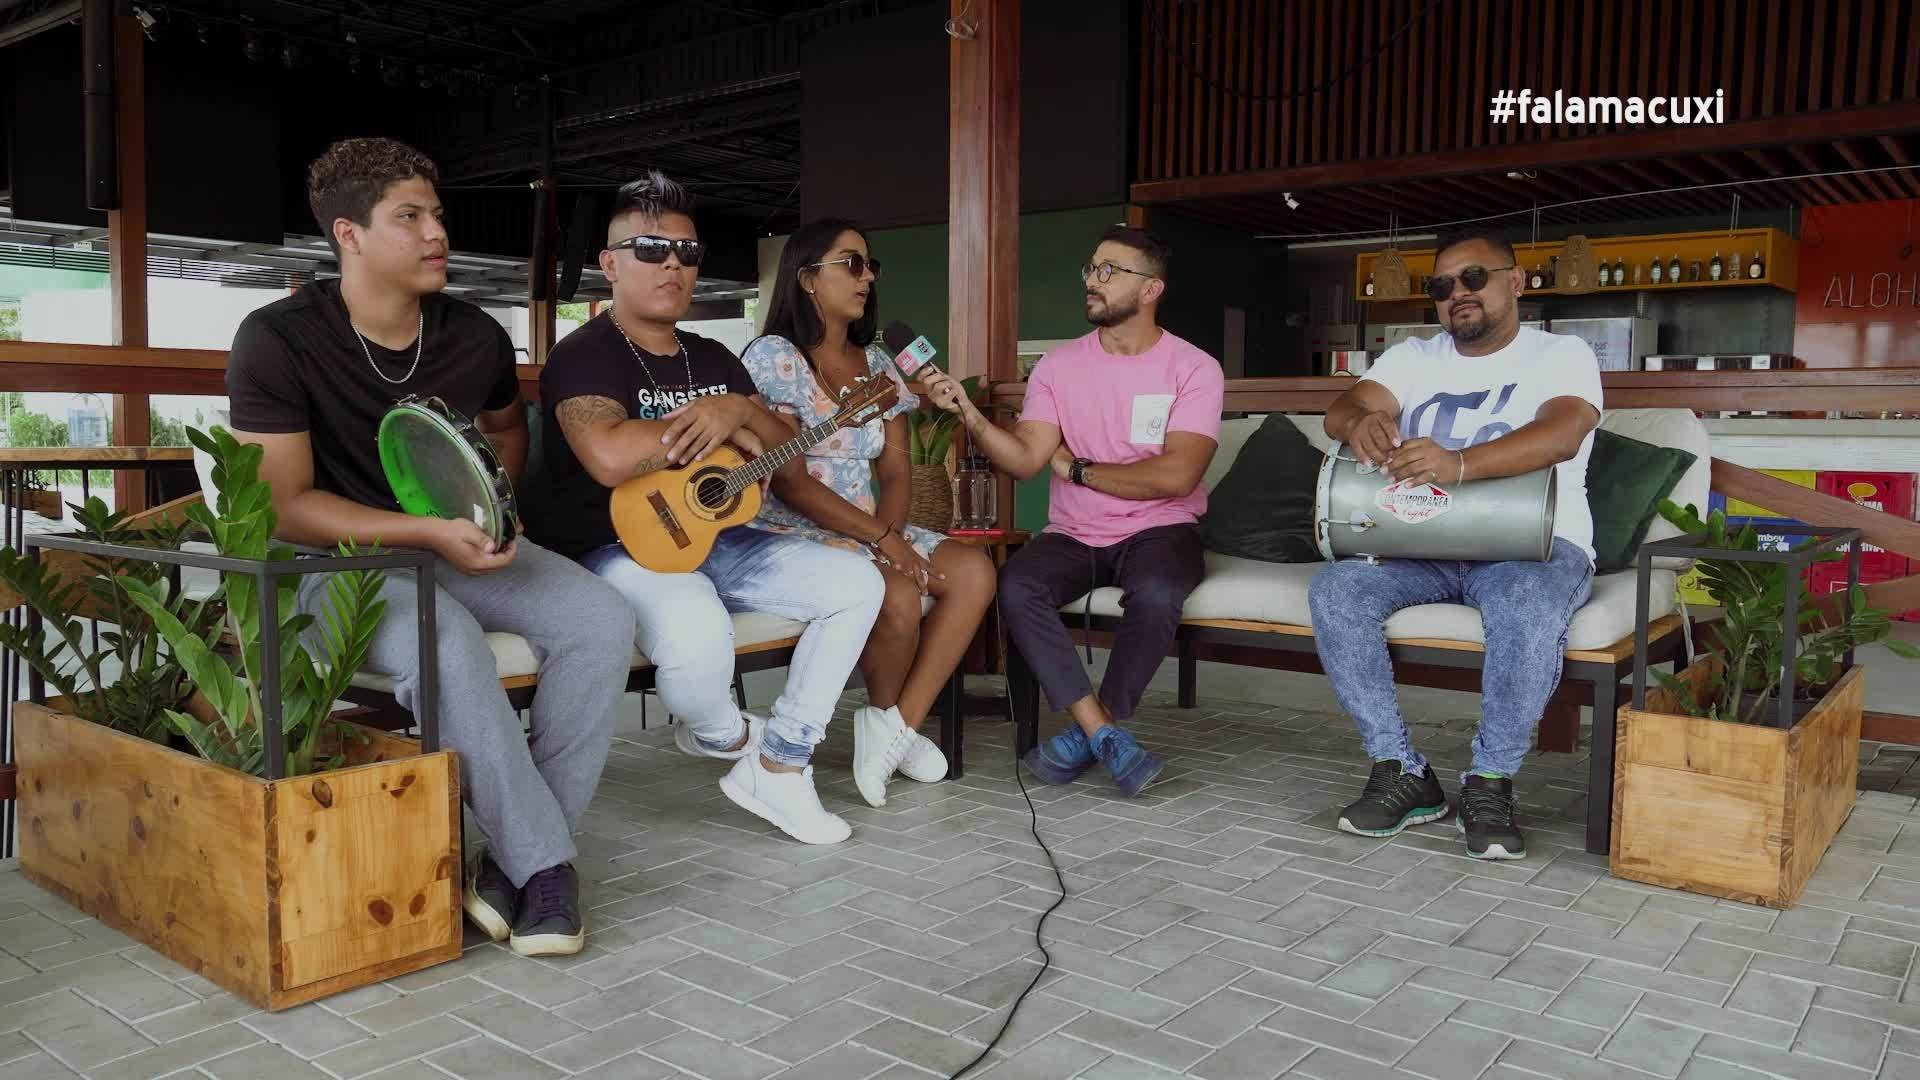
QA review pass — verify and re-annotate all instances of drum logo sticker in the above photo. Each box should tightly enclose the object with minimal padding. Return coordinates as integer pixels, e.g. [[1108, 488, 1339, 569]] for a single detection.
[[1375, 480, 1453, 524]]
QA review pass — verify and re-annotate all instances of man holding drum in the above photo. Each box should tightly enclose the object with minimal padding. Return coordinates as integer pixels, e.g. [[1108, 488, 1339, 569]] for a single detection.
[[1309, 225, 1603, 861], [227, 138, 637, 955]]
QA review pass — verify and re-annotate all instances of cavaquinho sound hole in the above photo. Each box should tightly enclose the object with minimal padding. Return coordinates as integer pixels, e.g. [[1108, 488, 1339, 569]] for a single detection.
[[688, 466, 740, 520]]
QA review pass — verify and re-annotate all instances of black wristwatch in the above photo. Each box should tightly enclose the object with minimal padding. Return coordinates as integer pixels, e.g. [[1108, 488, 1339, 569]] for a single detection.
[[1068, 457, 1094, 486]]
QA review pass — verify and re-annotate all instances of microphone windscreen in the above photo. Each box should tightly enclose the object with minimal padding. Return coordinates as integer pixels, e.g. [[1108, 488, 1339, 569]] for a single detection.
[[882, 321, 918, 355]]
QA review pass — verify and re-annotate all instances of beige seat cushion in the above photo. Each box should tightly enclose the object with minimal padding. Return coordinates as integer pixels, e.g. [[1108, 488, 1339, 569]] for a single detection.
[[345, 594, 932, 694], [1061, 557, 1673, 653], [347, 610, 810, 693]]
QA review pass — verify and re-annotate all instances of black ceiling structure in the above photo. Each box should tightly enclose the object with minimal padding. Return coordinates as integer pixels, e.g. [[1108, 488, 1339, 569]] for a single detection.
[[0, 0, 932, 302]]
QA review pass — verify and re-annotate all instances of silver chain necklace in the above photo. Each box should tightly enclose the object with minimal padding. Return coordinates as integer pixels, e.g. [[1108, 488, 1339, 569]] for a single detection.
[[610, 314, 693, 395], [355, 311, 425, 385]]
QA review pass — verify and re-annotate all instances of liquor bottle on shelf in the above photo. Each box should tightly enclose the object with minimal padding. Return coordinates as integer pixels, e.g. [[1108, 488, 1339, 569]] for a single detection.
[[1598, 260, 1612, 287], [1747, 250, 1765, 278], [1529, 264, 1544, 289], [1615, 256, 1627, 285], [1364, 272, 1375, 296], [1668, 253, 1682, 283], [1688, 260, 1701, 282], [1650, 256, 1664, 284], [1548, 255, 1559, 287], [1631, 262, 1641, 285], [1710, 251, 1724, 280]]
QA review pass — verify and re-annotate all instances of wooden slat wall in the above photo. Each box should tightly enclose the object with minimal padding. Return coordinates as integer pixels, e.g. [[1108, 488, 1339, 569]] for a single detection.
[[1137, 0, 1920, 183]]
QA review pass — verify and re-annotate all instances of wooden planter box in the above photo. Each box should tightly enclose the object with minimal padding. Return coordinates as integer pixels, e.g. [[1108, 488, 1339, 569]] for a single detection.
[[1611, 660, 1863, 908], [10, 700, 462, 1009]]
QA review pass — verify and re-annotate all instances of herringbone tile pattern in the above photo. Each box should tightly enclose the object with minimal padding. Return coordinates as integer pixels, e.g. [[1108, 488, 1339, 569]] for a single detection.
[[3, 684, 1919, 1079]]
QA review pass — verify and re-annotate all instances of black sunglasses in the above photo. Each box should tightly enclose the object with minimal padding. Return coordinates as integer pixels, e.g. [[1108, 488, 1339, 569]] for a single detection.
[[1425, 264, 1515, 301], [611, 235, 706, 267], [809, 253, 882, 281]]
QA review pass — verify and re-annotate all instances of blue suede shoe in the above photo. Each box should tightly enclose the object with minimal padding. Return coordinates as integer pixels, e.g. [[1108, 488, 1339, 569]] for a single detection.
[[1091, 725, 1165, 797], [1022, 725, 1095, 785]]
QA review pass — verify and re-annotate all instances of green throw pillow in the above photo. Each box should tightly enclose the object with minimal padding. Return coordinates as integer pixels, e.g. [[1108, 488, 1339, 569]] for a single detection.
[[1200, 413, 1323, 563], [1585, 428, 1697, 572]]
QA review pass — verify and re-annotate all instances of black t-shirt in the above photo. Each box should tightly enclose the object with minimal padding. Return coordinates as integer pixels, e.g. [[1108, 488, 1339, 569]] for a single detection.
[[531, 313, 757, 560], [226, 279, 521, 512]]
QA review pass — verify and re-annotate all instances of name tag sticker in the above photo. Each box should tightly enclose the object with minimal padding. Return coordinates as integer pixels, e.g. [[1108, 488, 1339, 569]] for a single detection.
[[1130, 394, 1174, 444]]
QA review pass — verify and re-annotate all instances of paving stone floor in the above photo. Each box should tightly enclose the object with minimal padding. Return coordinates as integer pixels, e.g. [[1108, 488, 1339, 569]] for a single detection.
[[4, 679, 1920, 1080]]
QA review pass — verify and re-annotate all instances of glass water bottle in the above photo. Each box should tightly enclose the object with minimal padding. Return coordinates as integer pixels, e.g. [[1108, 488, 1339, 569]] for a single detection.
[[951, 454, 998, 530]]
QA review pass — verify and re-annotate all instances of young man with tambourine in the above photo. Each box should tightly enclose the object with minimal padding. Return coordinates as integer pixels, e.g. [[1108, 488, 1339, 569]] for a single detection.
[[1309, 225, 1604, 862], [530, 171, 885, 848], [226, 138, 637, 957]]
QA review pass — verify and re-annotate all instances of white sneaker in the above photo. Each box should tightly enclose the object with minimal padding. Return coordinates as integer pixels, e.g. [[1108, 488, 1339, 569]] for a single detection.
[[899, 731, 949, 783], [853, 705, 920, 807], [719, 753, 851, 845], [674, 712, 763, 761]]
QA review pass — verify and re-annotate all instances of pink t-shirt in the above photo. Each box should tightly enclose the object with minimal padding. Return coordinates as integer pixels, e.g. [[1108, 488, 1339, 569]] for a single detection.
[[1021, 329, 1226, 548]]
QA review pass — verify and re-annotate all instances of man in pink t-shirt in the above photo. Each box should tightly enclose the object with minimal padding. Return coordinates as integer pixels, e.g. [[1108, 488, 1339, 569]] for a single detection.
[[922, 226, 1224, 796]]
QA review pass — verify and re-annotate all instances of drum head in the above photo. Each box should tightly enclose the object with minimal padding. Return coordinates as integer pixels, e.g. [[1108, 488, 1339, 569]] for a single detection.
[[377, 403, 512, 545]]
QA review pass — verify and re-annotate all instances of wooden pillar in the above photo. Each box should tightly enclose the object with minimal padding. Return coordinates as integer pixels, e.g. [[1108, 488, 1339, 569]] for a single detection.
[[109, 11, 150, 512], [527, 177, 558, 365], [949, 0, 1019, 384], [528, 301, 556, 364]]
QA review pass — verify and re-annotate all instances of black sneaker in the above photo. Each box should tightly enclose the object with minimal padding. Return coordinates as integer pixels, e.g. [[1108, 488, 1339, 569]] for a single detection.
[[510, 863, 584, 957], [1337, 760, 1451, 837], [1457, 774, 1526, 860], [462, 852, 516, 942]]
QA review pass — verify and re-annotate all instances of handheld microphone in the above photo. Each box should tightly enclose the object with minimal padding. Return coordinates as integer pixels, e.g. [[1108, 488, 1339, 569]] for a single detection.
[[881, 321, 938, 377]]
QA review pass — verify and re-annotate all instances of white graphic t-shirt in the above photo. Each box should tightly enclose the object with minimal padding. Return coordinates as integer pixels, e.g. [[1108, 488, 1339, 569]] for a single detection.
[[1359, 326, 1604, 562]]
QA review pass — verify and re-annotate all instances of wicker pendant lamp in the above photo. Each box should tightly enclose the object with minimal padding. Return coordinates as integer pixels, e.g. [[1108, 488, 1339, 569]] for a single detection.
[[1557, 234, 1600, 294], [1371, 213, 1413, 301]]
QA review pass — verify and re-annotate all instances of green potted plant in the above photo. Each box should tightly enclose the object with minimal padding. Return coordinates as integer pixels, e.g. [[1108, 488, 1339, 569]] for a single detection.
[[0, 496, 224, 744], [1610, 500, 1918, 908], [7, 425, 462, 1010], [1649, 501, 1918, 722], [904, 373, 1001, 531]]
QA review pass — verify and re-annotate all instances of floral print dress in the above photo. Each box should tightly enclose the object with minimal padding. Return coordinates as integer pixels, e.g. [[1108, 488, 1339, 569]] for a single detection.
[[739, 334, 947, 560]]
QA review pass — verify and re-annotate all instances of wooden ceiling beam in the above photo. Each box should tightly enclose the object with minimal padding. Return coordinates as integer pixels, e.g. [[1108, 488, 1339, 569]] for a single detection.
[[1131, 101, 1920, 205], [1774, 143, 1850, 201], [1833, 140, 1905, 202], [1875, 136, 1920, 198], [1663, 156, 1713, 187]]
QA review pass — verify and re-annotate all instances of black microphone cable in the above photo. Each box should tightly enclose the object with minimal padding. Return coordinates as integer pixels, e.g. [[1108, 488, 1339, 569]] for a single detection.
[[947, 591, 1069, 1080]]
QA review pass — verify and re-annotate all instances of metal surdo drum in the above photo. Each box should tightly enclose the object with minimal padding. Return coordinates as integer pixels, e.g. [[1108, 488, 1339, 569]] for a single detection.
[[1314, 443, 1556, 563]]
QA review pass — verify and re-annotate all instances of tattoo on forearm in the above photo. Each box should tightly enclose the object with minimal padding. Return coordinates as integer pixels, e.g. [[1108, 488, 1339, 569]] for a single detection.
[[558, 395, 671, 479], [555, 395, 630, 440]]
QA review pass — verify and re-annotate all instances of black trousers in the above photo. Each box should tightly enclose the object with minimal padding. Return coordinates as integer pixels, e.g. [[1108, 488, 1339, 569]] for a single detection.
[[999, 523, 1206, 724]]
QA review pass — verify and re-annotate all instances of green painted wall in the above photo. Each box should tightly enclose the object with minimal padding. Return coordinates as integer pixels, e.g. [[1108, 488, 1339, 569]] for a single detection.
[[866, 205, 1125, 531], [0, 266, 110, 300]]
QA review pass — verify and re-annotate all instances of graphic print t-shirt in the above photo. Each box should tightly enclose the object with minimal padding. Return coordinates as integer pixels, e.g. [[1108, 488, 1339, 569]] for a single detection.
[[534, 314, 757, 559], [1359, 326, 1604, 561]]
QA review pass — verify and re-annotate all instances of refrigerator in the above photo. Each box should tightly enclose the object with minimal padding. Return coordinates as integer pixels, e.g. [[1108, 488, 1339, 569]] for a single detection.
[[1549, 316, 1658, 372]]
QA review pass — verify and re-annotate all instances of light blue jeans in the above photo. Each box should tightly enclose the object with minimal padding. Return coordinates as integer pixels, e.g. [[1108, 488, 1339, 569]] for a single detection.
[[584, 526, 884, 766], [1307, 538, 1595, 778]]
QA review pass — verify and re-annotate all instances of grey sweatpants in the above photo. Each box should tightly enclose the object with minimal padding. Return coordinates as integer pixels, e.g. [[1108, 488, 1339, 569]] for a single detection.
[[297, 539, 637, 888]]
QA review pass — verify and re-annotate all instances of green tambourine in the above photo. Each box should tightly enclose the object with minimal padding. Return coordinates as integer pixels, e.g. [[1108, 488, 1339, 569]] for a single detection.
[[376, 395, 520, 547]]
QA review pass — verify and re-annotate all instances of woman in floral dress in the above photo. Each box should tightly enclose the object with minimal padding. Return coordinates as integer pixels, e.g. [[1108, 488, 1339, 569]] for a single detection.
[[741, 217, 997, 808]]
